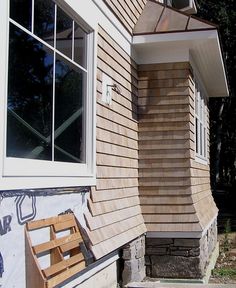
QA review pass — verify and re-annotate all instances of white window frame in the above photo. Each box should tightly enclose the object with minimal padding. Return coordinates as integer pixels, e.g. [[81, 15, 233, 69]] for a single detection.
[[0, 0, 96, 190], [194, 77, 208, 164]]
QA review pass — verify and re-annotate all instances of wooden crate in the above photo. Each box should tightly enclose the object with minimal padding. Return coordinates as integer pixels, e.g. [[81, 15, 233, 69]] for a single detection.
[[25, 213, 88, 288]]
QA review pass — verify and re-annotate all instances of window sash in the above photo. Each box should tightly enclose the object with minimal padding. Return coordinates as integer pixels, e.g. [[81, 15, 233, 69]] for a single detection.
[[4, 0, 94, 177], [195, 81, 207, 161]]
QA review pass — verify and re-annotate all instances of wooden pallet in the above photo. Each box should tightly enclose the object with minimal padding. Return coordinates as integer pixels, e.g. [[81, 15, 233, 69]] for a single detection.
[[25, 213, 87, 288]]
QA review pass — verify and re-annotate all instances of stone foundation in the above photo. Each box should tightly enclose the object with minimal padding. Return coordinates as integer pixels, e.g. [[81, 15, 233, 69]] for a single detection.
[[122, 235, 146, 285], [145, 219, 217, 279]]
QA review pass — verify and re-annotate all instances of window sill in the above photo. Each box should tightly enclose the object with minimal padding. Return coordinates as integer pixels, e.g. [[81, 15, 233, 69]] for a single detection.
[[195, 155, 208, 166], [0, 175, 96, 191]]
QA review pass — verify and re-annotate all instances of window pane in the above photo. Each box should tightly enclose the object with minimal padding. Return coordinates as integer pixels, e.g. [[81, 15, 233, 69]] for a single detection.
[[195, 118, 198, 154], [195, 90, 198, 115], [200, 95, 203, 120], [195, 86, 199, 117], [56, 6, 72, 59], [204, 128, 206, 158], [34, 0, 55, 45], [74, 23, 87, 68], [7, 24, 53, 160], [54, 54, 85, 163], [10, 0, 32, 31], [200, 123, 203, 156]]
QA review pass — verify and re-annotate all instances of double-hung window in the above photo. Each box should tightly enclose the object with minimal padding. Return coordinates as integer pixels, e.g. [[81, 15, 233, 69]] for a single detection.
[[195, 81, 208, 162], [1, 0, 95, 188]]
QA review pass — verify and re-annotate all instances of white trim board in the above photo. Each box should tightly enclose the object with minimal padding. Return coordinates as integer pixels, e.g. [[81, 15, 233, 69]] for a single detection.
[[132, 29, 229, 97], [133, 30, 219, 45]]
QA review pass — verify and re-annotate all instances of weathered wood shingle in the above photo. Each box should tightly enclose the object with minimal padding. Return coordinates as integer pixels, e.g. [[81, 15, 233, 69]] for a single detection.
[[85, 26, 146, 259], [138, 62, 217, 233]]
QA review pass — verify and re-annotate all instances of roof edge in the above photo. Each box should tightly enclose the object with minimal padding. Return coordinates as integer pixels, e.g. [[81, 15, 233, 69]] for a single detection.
[[133, 0, 218, 36]]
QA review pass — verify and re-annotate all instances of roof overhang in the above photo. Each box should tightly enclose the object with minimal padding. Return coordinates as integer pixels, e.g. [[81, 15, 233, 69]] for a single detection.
[[133, 29, 229, 97]]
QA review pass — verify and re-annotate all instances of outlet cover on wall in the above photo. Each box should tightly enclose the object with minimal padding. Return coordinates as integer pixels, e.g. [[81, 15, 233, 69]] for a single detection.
[[102, 73, 113, 105]]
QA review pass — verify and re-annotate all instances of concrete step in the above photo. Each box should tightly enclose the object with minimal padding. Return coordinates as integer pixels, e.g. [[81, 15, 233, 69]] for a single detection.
[[126, 282, 236, 288]]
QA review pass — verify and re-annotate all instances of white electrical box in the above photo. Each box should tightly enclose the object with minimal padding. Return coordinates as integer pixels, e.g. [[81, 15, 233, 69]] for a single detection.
[[102, 73, 113, 105]]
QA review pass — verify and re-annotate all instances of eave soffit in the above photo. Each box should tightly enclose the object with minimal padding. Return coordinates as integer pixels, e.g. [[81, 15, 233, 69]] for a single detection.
[[132, 0, 229, 97]]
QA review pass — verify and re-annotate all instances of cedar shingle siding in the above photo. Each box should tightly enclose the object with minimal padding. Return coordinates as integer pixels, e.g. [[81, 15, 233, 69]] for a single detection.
[[138, 62, 217, 233], [85, 26, 146, 259], [103, 0, 147, 33]]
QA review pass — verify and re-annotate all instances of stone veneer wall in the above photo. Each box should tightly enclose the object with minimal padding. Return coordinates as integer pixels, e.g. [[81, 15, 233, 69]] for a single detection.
[[145, 218, 218, 279], [122, 235, 146, 285]]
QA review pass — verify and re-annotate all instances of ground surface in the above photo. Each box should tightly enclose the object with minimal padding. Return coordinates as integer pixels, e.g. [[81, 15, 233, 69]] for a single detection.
[[209, 232, 236, 284]]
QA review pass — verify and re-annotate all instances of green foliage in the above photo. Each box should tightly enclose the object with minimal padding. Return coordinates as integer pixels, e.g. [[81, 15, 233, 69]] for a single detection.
[[213, 268, 236, 278]]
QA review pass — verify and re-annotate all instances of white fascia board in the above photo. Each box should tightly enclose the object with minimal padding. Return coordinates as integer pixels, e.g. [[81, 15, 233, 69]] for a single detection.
[[132, 30, 217, 65], [215, 33, 229, 96], [132, 29, 229, 97], [189, 32, 229, 97], [133, 43, 190, 65], [133, 29, 218, 45]]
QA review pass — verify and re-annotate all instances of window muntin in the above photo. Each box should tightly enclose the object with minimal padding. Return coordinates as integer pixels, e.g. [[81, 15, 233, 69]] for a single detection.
[[195, 81, 207, 161], [7, 0, 89, 166], [7, 24, 53, 161]]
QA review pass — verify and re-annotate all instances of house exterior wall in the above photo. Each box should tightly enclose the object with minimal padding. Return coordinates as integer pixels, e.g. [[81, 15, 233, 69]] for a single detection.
[[138, 61, 218, 278], [138, 61, 217, 233], [103, 0, 147, 33], [0, 1, 146, 287], [138, 62, 201, 233], [84, 26, 146, 260], [0, 0, 225, 286]]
